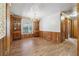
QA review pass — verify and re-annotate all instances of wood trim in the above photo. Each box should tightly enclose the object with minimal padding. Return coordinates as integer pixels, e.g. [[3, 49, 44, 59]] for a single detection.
[[4, 5, 11, 52], [77, 3, 79, 56], [40, 31, 62, 43]]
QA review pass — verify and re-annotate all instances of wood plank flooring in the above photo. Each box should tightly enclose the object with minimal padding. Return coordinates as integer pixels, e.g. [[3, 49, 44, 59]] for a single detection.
[[9, 37, 77, 56]]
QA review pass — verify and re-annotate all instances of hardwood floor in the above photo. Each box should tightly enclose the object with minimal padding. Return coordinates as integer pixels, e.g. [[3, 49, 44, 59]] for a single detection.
[[9, 37, 77, 56]]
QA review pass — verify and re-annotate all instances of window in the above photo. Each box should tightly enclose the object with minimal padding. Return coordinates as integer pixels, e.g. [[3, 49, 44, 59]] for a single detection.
[[21, 18, 33, 34], [23, 24, 32, 34]]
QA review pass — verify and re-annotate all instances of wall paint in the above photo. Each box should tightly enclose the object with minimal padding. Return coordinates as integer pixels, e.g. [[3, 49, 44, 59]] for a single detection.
[[11, 3, 76, 32], [40, 12, 60, 32]]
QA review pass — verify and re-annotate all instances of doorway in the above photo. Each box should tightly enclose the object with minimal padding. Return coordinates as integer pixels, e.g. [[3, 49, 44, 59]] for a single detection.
[[61, 11, 77, 44]]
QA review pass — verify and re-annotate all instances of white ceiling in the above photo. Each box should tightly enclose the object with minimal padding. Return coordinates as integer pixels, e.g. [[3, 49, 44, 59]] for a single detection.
[[11, 3, 76, 18]]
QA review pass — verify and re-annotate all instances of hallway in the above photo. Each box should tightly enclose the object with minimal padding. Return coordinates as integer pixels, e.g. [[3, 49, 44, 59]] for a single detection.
[[9, 38, 77, 56]]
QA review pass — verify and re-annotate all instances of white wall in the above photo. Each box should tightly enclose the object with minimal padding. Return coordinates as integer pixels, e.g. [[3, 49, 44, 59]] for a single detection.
[[11, 3, 76, 32], [40, 12, 60, 32]]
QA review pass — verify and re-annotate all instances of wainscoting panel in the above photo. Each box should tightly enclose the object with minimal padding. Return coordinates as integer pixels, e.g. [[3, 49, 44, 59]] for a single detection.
[[22, 34, 34, 39], [40, 31, 62, 43]]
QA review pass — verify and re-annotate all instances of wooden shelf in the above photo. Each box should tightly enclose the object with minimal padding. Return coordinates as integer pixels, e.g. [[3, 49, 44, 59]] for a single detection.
[[10, 15, 21, 41], [33, 20, 39, 37]]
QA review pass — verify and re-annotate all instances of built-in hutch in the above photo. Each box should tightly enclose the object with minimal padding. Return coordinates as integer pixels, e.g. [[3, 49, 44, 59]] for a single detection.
[[10, 15, 21, 41]]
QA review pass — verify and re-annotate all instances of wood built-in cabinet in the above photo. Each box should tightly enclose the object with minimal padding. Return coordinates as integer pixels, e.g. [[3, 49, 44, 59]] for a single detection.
[[33, 19, 39, 37], [10, 15, 21, 41]]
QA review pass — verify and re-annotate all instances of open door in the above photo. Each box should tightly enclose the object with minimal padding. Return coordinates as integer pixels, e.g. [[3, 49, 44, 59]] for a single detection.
[[0, 3, 7, 56], [0, 3, 10, 56]]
